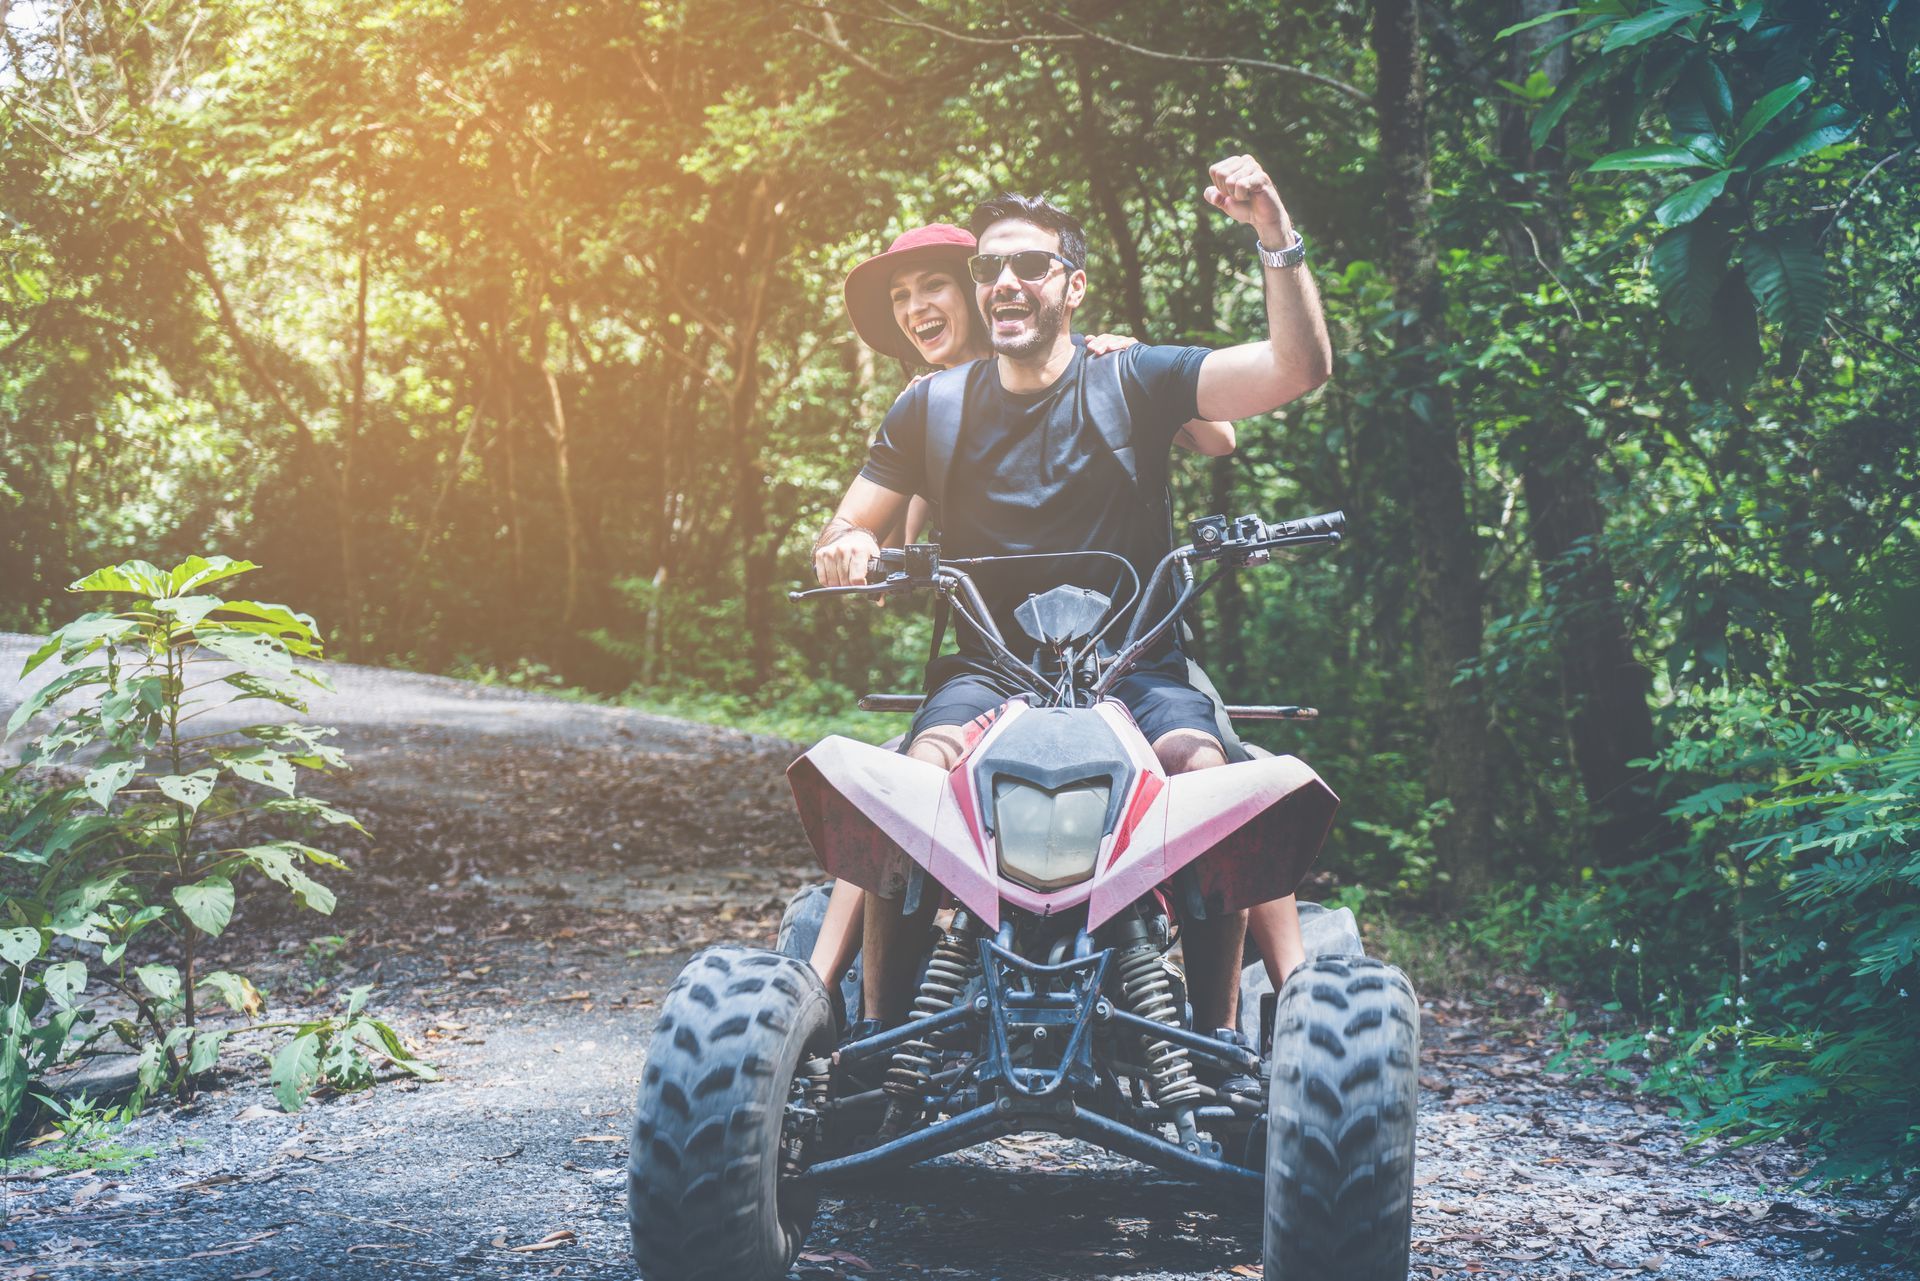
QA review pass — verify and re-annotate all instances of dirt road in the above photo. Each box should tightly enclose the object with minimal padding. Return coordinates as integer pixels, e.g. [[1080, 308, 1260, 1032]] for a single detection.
[[0, 637, 1904, 1279]]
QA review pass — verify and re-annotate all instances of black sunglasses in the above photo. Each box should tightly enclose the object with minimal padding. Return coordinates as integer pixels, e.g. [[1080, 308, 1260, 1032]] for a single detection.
[[967, 250, 1079, 285]]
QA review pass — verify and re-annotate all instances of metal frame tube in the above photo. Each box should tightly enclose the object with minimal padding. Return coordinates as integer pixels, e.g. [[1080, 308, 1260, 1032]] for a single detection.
[[835, 1003, 973, 1063], [1105, 1007, 1261, 1071], [1070, 1105, 1262, 1191], [796, 1103, 1006, 1183]]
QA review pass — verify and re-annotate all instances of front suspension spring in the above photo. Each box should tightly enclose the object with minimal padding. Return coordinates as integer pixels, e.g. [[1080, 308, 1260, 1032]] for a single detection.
[[782, 1055, 833, 1177], [884, 926, 976, 1104], [1116, 943, 1204, 1108]]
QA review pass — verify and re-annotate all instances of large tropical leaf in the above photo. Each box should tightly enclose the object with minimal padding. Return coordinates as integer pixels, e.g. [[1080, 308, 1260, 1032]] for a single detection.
[[1531, 54, 1613, 149], [83, 754, 144, 810], [1587, 143, 1711, 171], [201, 599, 322, 653], [166, 555, 259, 596], [215, 747, 297, 795], [271, 1032, 322, 1112], [155, 769, 219, 812], [1601, 1, 1706, 53], [1758, 103, 1858, 170], [173, 877, 236, 936], [1650, 218, 1734, 329], [5, 666, 108, 739], [1730, 76, 1813, 156], [238, 842, 338, 914], [1740, 228, 1828, 354], [1667, 53, 1733, 134], [1678, 269, 1763, 395], [153, 595, 223, 628], [69, 560, 170, 596], [1497, 7, 1579, 40], [1654, 169, 1734, 226], [195, 630, 296, 674]]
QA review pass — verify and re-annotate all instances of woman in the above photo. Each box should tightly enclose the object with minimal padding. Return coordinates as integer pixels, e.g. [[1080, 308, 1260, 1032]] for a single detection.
[[810, 222, 1298, 1030]]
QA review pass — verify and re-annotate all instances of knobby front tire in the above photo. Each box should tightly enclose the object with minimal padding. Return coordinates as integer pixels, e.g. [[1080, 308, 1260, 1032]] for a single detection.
[[1263, 955, 1420, 1281], [628, 946, 833, 1281]]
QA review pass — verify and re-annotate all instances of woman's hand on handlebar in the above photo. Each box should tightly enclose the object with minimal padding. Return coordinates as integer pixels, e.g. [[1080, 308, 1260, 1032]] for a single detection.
[[812, 519, 882, 587]]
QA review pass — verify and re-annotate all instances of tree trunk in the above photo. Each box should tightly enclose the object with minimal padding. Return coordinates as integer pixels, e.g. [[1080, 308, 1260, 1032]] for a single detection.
[[1522, 449, 1664, 860], [1497, 0, 1667, 865], [339, 243, 369, 654], [541, 361, 582, 630], [727, 181, 783, 690], [1373, 0, 1496, 897], [1073, 51, 1148, 334], [495, 312, 526, 595]]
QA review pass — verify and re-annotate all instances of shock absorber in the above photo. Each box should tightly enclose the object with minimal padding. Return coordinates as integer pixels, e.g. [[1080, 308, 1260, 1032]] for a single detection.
[[1116, 942, 1205, 1110], [783, 1055, 832, 1178], [883, 916, 977, 1115]]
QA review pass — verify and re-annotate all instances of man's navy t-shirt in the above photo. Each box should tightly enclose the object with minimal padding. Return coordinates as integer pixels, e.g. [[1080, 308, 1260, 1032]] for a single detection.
[[859, 341, 1209, 657]]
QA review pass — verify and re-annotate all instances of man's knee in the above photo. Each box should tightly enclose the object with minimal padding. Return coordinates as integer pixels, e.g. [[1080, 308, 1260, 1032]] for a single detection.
[[1152, 728, 1227, 775]]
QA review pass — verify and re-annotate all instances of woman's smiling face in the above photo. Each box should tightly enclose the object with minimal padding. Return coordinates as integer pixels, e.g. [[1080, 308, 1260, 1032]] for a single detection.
[[889, 264, 981, 368]]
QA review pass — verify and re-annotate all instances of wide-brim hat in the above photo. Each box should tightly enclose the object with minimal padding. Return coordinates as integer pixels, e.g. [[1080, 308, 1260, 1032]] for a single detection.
[[843, 223, 977, 363]]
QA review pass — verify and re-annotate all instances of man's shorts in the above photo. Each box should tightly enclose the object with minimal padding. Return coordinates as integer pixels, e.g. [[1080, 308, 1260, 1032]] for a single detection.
[[908, 652, 1222, 748]]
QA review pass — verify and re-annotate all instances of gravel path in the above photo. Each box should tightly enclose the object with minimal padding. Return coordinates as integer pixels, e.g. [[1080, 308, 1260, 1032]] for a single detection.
[[0, 635, 1908, 1279]]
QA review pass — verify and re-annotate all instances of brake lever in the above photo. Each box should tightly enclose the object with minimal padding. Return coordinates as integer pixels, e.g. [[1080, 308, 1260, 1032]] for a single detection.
[[787, 573, 916, 602]]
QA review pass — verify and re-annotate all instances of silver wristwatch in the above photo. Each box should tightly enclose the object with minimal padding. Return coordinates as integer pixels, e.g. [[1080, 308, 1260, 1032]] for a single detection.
[[1255, 229, 1307, 269]]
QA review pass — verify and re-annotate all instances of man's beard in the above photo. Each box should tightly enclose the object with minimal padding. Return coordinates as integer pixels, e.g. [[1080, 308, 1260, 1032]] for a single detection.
[[991, 293, 1068, 359]]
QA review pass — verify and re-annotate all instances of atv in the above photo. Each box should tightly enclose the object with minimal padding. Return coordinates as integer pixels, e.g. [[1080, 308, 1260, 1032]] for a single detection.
[[627, 509, 1420, 1281]]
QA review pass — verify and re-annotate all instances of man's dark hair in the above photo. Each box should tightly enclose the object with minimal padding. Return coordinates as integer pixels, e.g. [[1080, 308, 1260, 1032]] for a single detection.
[[968, 193, 1088, 272]]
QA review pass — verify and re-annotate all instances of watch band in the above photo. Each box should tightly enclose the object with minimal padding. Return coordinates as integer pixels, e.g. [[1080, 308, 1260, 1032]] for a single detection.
[[1255, 230, 1307, 269]]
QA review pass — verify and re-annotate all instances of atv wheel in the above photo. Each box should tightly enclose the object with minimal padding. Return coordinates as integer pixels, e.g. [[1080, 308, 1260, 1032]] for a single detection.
[[1263, 955, 1419, 1281], [628, 946, 833, 1281]]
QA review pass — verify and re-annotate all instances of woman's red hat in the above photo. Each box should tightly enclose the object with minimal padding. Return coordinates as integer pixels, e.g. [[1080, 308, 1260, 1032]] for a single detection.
[[843, 223, 977, 363]]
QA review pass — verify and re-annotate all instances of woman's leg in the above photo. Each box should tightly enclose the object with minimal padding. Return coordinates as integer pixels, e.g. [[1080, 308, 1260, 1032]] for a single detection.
[[808, 879, 865, 999], [1248, 894, 1306, 993]]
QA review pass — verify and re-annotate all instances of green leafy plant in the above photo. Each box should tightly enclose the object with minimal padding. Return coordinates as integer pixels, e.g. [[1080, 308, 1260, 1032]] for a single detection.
[[16, 1091, 154, 1173], [1533, 683, 1920, 1196], [1513, 0, 1915, 394], [1, 555, 434, 1139]]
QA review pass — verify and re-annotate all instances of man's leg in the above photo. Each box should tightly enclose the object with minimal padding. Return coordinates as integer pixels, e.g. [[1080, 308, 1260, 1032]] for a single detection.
[[860, 723, 968, 1024], [1151, 728, 1247, 1032]]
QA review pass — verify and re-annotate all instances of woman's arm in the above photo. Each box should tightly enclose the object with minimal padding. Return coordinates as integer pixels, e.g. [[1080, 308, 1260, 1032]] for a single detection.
[[1174, 420, 1236, 455], [879, 494, 932, 548], [1086, 333, 1237, 457]]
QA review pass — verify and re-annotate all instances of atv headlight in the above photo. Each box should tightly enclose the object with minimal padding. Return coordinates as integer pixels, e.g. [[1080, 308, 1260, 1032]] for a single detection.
[[992, 778, 1110, 892]]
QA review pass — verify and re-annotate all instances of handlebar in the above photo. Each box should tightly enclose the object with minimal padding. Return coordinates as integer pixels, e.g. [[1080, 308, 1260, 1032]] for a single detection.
[[791, 508, 1348, 702]]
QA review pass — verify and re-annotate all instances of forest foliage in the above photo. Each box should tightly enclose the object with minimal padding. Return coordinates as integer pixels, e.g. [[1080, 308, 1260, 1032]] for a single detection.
[[1, 0, 1915, 1194]]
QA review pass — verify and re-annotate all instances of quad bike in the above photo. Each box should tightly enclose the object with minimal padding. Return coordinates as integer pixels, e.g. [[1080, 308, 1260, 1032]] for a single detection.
[[627, 510, 1419, 1281]]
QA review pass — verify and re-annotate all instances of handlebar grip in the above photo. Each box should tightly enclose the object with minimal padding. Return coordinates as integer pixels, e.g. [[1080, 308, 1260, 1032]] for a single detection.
[[1283, 510, 1345, 537]]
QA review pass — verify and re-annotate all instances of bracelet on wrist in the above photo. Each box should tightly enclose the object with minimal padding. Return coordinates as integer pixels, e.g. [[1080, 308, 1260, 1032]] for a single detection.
[[814, 517, 873, 554]]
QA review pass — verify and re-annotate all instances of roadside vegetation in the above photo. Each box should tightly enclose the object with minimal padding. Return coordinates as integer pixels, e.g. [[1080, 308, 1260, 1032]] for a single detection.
[[1, 555, 433, 1155]]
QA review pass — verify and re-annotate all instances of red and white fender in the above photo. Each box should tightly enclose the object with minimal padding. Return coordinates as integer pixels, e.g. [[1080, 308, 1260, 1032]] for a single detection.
[[787, 699, 1339, 931]]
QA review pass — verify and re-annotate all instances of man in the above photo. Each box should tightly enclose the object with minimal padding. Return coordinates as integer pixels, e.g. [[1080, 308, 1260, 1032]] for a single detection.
[[814, 154, 1331, 1036]]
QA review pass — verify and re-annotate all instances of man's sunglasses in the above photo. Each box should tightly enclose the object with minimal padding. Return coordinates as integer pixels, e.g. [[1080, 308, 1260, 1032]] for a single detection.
[[966, 250, 1080, 285]]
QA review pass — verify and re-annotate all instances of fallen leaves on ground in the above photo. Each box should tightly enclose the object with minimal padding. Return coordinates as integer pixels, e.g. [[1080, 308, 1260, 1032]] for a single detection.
[[493, 1229, 576, 1253], [799, 1249, 873, 1272]]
